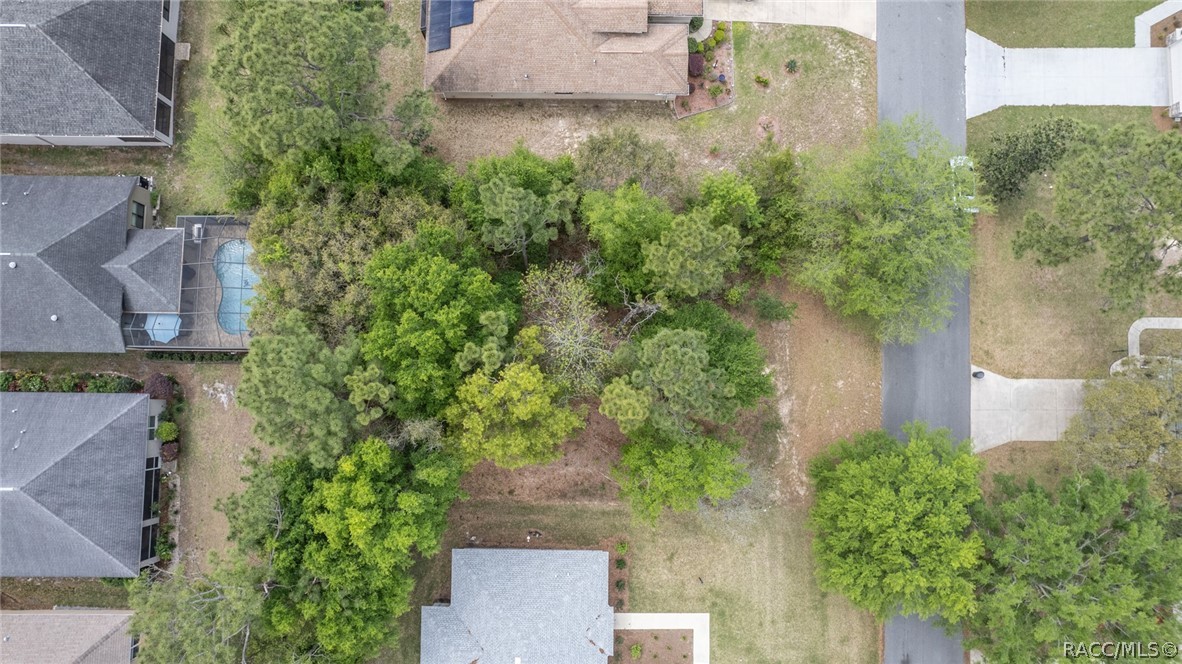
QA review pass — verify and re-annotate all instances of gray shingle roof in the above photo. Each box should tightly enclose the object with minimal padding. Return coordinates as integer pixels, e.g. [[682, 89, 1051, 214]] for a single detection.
[[0, 393, 150, 578], [421, 548, 614, 664], [0, 609, 134, 664], [0, 175, 182, 353], [0, 0, 163, 138]]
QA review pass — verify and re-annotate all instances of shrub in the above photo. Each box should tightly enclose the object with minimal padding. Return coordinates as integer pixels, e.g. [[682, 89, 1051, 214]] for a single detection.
[[19, 374, 47, 392], [976, 116, 1085, 201], [680, 99, 690, 111], [786, 59, 798, 73], [615, 578, 626, 591], [754, 293, 797, 322], [156, 421, 180, 443], [145, 351, 243, 362], [616, 541, 629, 554], [704, 49, 715, 62], [49, 374, 80, 392], [713, 27, 725, 43], [688, 53, 706, 78], [0, 371, 14, 392], [631, 644, 643, 660], [689, 16, 703, 32], [687, 36, 700, 54], [86, 374, 141, 393], [160, 441, 180, 462], [616, 557, 627, 569], [703, 37, 715, 51], [725, 282, 750, 306], [708, 84, 724, 99], [143, 373, 175, 402], [754, 74, 770, 87]]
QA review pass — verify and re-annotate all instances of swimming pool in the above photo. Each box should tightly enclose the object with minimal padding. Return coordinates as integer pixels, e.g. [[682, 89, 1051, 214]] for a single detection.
[[213, 239, 259, 335]]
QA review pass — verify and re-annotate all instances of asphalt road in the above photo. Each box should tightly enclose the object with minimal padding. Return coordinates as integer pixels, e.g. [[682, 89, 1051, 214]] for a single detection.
[[877, 1, 971, 662]]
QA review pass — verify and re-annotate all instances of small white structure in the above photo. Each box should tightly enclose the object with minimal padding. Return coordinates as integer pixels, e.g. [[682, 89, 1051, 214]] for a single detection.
[[1168, 28, 1182, 119]]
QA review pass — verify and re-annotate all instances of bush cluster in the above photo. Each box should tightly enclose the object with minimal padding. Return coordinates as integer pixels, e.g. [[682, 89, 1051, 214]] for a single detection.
[[145, 351, 244, 362], [0, 370, 141, 394], [976, 117, 1085, 201]]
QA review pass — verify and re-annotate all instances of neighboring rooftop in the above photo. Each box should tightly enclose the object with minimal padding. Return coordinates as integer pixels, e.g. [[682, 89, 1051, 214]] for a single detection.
[[421, 548, 615, 664], [0, 609, 134, 664], [424, 0, 691, 99], [0, 393, 150, 578], [0, 0, 165, 139], [0, 175, 182, 354]]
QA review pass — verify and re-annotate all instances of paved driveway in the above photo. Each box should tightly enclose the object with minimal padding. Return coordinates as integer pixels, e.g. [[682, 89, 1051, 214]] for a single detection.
[[703, 0, 877, 40], [970, 366, 1085, 453], [966, 31, 1170, 118], [877, 1, 969, 662]]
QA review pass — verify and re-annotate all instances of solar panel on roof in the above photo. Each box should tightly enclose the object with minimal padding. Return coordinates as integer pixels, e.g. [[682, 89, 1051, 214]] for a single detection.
[[451, 0, 474, 27], [427, 0, 452, 52]]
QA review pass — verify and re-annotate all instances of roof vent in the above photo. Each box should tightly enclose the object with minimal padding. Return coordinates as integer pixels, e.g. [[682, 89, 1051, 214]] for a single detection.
[[7, 262, 15, 268], [50, 315, 58, 322]]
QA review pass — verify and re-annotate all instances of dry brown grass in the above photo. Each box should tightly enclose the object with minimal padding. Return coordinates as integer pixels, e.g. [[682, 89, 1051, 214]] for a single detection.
[[978, 440, 1068, 497]]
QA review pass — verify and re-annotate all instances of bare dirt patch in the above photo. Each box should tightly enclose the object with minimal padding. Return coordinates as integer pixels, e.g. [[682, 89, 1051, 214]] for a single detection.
[[611, 630, 694, 664], [460, 399, 625, 503]]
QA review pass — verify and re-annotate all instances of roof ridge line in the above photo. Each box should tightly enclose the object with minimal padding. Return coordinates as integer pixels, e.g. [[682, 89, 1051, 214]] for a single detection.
[[10, 488, 139, 577], [39, 197, 131, 326], [20, 394, 144, 492], [33, 19, 150, 133], [70, 613, 132, 664]]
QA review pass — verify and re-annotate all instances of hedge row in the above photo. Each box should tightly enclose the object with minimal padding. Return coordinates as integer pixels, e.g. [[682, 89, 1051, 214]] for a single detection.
[[0, 370, 142, 394]]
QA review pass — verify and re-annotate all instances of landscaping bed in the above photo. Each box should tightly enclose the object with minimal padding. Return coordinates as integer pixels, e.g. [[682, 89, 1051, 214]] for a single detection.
[[675, 21, 736, 119], [612, 630, 693, 663]]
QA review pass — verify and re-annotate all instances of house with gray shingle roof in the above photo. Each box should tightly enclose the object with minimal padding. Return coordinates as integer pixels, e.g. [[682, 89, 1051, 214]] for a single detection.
[[0, 392, 164, 578], [421, 548, 615, 663], [422, 0, 700, 101], [0, 175, 182, 354], [0, 0, 181, 147], [0, 609, 136, 663]]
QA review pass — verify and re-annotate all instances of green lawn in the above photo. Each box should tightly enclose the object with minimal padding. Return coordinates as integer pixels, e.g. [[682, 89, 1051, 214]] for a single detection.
[[965, 0, 1158, 47], [966, 105, 1157, 155]]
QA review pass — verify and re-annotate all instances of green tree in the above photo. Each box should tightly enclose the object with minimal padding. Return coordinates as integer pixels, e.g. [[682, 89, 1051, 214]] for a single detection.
[[575, 127, 683, 201], [212, 0, 401, 161], [966, 470, 1182, 663], [600, 328, 736, 435], [452, 144, 576, 233], [1013, 123, 1182, 306], [581, 184, 675, 301], [1060, 364, 1182, 500], [445, 354, 585, 469], [643, 209, 744, 299], [238, 313, 362, 468], [641, 302, 773, 409], [615, 428, 750, 521], [799, 117, 975, 343], [392, 89, 438, 147], [976, 116, 1085, 201], [249, 188, 450, 342], [478, 175, 577, 268], [362, 225, 517, 417], [128, 557, 268, 663], [808, 423, 983, 622], [299, 439, 463, 661], [521, 262, 612, 395], [739, 139, 806, 275]]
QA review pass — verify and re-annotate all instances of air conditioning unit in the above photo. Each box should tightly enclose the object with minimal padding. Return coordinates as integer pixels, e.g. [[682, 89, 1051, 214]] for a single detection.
[[191, 223, 204, 244], [1169, 28, 1182, 46]]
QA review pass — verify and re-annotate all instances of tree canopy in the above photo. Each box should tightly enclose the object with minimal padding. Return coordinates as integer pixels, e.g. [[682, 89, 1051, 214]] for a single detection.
[[1060, 364, 1182, 500], [808, 423, 983, 622], [451, 144, 576, 234], [798, 117, 976, 343], [575, 127, 683, 202], [581, 184, 675, 301], [642, 209, 744, 300], [1014, 123, 1182, 307], [212, 0, 401, 162], [521, 262, 612, 395], [362, 225, 517, 417], [965, 470, 1182, 662], [615, 428, 749, 522], [600, 328, 736, 436]]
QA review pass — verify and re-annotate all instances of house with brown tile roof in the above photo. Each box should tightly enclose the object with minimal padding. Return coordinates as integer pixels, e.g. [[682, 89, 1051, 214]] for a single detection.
[[422, 0, 700, 101], [0, 610, 136, 664]]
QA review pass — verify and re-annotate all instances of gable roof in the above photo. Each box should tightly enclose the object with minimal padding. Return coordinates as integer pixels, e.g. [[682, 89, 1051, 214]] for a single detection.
[[0, 609, 134, 664], [0, 0, 164, 138], [0, 175, 182, 353], [425, 0, 689, 98], [421, 548, 614, 664], [0, 393, 150, 578]]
